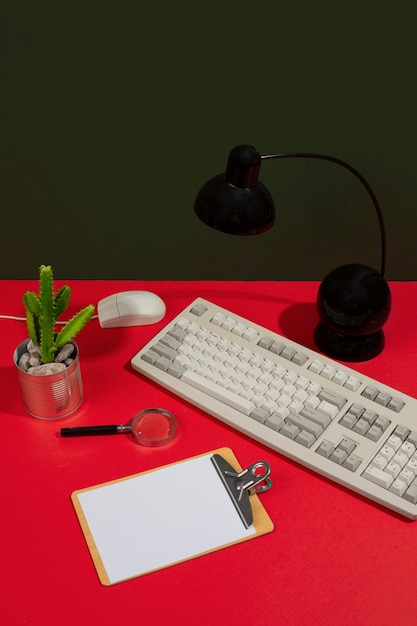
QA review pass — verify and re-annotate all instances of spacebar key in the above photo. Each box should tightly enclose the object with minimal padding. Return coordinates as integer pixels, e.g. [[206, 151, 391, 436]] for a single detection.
[[181, 370, 256, 415]]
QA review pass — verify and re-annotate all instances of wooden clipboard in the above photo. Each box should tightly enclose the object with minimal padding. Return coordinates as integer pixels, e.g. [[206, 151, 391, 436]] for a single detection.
[[72, 447, 274, 585]]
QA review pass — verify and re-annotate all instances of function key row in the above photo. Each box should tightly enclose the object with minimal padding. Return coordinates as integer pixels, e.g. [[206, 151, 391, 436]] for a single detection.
[[361, 385, 405, 413], [308, 358, 361, 391], [257, 335, 309, 366]]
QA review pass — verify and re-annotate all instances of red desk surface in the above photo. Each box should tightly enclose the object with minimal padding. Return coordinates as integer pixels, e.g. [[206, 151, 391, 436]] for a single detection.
[[1, 280, 417, 626]]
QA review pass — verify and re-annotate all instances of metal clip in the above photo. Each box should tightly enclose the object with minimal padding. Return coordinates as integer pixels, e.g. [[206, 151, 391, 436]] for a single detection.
[[211, 454, 272, 528], [224, 461, 272, 501]]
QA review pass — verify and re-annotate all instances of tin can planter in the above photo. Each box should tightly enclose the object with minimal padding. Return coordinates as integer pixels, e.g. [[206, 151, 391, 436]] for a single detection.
[[14, 340, 83, 420]]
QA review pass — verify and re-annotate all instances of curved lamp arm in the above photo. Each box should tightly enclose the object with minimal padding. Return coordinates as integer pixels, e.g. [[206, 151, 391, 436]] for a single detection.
[[261, 152, 386, 277]]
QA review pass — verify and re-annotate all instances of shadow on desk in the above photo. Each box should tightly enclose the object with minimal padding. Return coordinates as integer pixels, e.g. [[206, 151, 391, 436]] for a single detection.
[[0, 365, 25, 416], [279, 302, 319, 351], [160, 281, 320, 351]]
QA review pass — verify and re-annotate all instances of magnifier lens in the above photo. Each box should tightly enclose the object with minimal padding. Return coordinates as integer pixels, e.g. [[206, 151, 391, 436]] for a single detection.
[[131, 409, 177, 446]]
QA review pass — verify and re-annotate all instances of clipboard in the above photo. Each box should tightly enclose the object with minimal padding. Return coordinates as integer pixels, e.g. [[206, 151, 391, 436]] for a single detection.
[[71, 448, 274, 585]]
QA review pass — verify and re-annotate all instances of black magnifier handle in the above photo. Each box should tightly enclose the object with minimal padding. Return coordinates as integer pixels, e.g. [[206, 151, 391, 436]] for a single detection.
[[60, 425, 126, 437]]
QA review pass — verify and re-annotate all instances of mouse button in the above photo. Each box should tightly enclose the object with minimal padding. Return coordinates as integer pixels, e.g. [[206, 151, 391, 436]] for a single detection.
[[117, 292, 146, 316], [97, 295, 120, 327]]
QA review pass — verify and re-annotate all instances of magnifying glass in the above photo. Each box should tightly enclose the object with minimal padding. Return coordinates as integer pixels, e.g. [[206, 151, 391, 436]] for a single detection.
[[60, 408, 177, 447]]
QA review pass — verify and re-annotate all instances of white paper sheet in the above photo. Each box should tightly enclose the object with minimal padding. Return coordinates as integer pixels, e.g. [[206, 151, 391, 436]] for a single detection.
[[76, 454, 255, 584]]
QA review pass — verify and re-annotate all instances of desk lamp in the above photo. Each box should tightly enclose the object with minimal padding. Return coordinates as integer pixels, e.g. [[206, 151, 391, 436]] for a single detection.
[[194, 145, 391, 362]]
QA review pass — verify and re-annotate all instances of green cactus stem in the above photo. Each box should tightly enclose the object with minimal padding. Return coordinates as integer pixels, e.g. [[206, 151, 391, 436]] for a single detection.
[[23, 265, 94, 364]]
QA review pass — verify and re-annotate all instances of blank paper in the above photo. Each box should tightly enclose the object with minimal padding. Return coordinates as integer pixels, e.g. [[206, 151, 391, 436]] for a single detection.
[[73, 451, 258, 584]]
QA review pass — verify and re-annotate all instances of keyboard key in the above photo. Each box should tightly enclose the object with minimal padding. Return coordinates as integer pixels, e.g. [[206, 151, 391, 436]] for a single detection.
[[265, 413, 284, 431], [365, 425, 383, 442], [372, 454, 388, 470], [155, 356, 173, 371], [308, 359, 324, 374], [258, 336, 274, 349], [389, 479, 407, 496], [295, 376, 309, 390], [353, 419, 370, 436], [307, 381, 322, 396], [349, 403, 365, 418], [385, 462, 401, 478], [400, 441, 416, 458], [167, 363, 186, 378], [387, 398, 405, 413], [296, 431, 316, 448], [281, 346, 297, 361], [338, 438, 356, 455], [211, 312, 226, 326], [363, 465, 394, 489], [190, 303, 207, 316], [330, 448, 348, 465], [286, 413, 324, 438], [232, 322, 247, 337], [339, 413, 358, 430], [260, 360, 275, 374], [407, 431, 417, 447], [242, 327, 258, 342], [222, 317, 235, 332], [333, 370, 348, 386], [250, 407, 269, 424], [316, 441, 335, 458], [375, 391, 391, 407], [322, 364, 336, 380], [393, 451, 408, 467], [292, 352, 308, 366], [318, 389, 347, 410], [379, 445, 395, 461], [387, 434, 402, 451], [283, 370, 298, 385], [403, 481, 417, 504], [305, 395, 320, 410], [345, 376, 361, 391], [343, 454, 362, 472], [299, 407, 331, 429], [317, 401, 339, 419], [238, 349, 252, 363], [399, 469, 414, 486], [270, 341, 285, 355], [374, 416, 390, 432], [293, 389, 308, 404], [274, 406, 290, 420], [141, 350, 159, 365], [406, 458, 417, 475], [277, 394, 291, 408], [280, 423, 300, 439], [361, 409, 377, 424], [362, 386, 378, 401], [394, 425, 410, 441]]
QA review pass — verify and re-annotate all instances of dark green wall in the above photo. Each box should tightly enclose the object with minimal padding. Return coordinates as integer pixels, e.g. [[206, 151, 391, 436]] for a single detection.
[[1, 2, 416, 280]]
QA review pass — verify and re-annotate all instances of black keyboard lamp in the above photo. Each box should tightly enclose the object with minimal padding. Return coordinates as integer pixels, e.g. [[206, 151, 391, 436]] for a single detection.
[[194, 145, 391, 362]]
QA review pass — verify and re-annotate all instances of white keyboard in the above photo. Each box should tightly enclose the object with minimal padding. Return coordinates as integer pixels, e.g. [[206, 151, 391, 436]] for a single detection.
[[131, 297, 417, 519]]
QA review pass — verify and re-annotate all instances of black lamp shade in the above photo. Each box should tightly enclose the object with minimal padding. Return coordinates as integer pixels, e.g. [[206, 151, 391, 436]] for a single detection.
[[194, 145, 275, 235]]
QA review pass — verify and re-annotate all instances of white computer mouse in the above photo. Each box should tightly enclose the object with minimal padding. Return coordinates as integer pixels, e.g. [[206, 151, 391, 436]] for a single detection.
[[97, 290, 166, 328]]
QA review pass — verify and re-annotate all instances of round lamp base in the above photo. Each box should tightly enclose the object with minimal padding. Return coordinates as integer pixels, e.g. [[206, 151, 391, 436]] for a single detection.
[[314, 322, 385, 362]]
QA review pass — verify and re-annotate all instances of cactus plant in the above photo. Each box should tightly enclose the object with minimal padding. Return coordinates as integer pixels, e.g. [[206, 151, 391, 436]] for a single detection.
[[23, 265, 95, 364]]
